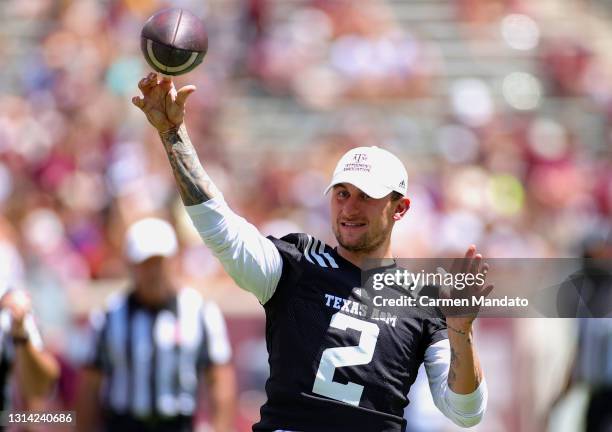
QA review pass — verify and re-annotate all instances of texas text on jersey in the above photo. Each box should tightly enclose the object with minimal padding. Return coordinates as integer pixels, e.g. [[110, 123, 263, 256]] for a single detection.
[[253, 233, 447, 432]]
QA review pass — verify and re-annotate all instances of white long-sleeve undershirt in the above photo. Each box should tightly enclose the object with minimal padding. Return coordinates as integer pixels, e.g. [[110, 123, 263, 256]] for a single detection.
[[185, 197, 282, 305], [185, 197, 487, 427], [425, 339, 488, 427]]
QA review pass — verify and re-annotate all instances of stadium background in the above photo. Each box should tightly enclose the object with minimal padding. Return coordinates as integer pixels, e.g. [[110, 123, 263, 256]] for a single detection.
[[1, 0, 611, 430]]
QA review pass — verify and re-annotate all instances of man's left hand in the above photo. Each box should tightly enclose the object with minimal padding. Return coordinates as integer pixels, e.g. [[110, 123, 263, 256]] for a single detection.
[[440, 245, 494, 333]]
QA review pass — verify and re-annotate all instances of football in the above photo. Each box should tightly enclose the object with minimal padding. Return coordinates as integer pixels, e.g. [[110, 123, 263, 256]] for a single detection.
[[140, 8, 208, 76]]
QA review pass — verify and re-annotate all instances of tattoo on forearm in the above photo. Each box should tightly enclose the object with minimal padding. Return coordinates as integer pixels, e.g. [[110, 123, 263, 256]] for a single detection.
[[447, 331, 481, 392], [447, 325, 468, 336], [448, 347, 458, 387], [160, 125, 220, 205], [451, 347, 459, 365], [447, 326, 474, 346]]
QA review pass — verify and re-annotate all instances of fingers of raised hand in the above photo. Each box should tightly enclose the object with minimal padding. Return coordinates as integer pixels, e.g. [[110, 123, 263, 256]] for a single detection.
[[470, 253, 482, 274], [481, 262, 489, 279], [158, 75, 174, 97], [164, 86, 177, 116], [451, 245, 476, 274], [135, 73, 165, 112], [176, 85, 196, 108], [138, 72, 158, 93], [132, 96, 145, 109]]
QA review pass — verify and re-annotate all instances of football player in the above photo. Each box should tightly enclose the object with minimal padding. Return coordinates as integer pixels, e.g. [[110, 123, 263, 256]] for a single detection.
[[133, 73, 490, 432]]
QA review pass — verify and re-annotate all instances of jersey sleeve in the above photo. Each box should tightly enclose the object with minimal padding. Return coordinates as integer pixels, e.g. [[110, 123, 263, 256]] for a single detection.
[[199, 301, 232, 368], [424, 317, 448, 347], [267, 232, 309, 275], [185, 198, 283, 304]]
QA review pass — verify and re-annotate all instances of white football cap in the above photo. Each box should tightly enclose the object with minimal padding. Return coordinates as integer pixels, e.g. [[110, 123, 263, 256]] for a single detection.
[[324, 146, 408, 199], [124, 217, 178, 264]]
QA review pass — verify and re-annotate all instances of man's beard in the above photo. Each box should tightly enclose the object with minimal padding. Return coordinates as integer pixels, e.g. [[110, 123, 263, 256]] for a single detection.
[[333, 224, 390, 255]]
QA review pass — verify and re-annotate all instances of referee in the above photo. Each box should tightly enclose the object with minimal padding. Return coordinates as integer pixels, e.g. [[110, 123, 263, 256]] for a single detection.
[[76, 218, 236, 432]]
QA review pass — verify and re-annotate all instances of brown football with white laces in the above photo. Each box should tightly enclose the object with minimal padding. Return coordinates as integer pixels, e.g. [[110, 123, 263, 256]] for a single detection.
[[140, 8, 208, 76]]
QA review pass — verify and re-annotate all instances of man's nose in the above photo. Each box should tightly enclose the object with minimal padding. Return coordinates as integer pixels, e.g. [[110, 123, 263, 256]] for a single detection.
[[342, 196, 362, 217]]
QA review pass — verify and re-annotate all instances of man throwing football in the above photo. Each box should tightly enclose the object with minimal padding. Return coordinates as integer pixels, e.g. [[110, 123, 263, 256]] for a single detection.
[[133, 73, 490, 432]]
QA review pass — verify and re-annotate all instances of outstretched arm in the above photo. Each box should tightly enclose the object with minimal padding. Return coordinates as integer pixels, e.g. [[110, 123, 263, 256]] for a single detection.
[[446, 321, 483, 393], [1, 290, 59, 401], [132, 73, 281, 303], [160, 124, 222, 205], [132, 72, 220, 205], [424, 339, 487, 428], [12, 337, 59, 401], [444, 245, 492, 395], [424, 246, 492, 427]]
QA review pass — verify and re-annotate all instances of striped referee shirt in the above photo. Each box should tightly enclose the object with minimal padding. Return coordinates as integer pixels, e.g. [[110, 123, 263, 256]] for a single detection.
[[85, 287, 231, 418]]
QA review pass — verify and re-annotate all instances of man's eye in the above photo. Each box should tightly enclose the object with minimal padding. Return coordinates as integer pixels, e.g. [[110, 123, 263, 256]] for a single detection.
[[337, 190, 349, 198]]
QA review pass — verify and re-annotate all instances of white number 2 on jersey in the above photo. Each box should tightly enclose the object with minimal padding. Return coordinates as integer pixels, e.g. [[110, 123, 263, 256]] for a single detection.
[[312, 312, 380, 406]]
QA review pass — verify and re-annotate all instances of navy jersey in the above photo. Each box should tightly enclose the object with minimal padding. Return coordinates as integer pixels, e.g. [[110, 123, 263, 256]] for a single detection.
[[253, 233, 447, 432]]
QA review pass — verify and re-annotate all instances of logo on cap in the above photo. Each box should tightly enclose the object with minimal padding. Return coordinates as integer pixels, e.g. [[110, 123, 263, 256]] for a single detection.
[[399, 180, 406, 189], [344, 153, 371, 173], [353, 153, 368, 163]]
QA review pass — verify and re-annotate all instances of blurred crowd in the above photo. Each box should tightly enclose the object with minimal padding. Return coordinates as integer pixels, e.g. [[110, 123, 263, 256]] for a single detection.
[[1, 0, 612, 430]]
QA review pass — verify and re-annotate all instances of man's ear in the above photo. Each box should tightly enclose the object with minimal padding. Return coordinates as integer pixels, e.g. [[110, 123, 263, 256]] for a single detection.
[[393, 197, 410, 221]]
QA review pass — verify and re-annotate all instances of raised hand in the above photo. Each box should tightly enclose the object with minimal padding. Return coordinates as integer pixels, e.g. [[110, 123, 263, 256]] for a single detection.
[[132, 72, 196, 133], [440, 245, 494, 332], [132, 72, 221, 204], [0, 290, 32, 337]]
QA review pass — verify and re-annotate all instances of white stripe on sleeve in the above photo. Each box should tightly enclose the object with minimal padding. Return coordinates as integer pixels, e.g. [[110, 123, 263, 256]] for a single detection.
[[424, 339, 488, 427], [185, 198, 283, 304], [308, 237, 328, 267]]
